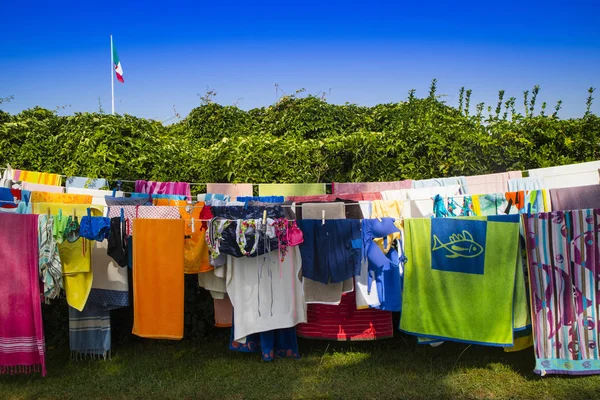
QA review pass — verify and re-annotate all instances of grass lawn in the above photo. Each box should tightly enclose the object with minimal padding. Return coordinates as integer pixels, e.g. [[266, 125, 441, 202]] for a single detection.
[[2, 334, 600, 400]]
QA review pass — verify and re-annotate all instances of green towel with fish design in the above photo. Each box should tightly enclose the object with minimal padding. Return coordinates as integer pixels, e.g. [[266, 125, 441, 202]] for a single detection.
[[400, 215, 520, 346]]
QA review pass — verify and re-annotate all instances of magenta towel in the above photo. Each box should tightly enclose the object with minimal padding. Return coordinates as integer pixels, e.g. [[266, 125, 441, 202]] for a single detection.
[[0, 214, 46, 376], [332, 180, 413, 194], [135, 180, 191, 200]]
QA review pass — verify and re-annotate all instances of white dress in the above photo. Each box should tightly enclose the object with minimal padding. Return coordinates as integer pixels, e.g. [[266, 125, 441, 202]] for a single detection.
[[226, 247, 306, 342]]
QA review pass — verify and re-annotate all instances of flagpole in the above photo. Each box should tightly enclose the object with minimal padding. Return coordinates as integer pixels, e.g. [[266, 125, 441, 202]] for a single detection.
[[110, 34, 115, 115]]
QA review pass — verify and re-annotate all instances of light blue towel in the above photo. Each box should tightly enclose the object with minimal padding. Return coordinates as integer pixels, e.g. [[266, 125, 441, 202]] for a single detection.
[[66, 176, 109, 190], [507, 177, 545, 191], [412, 176, 468, 194]]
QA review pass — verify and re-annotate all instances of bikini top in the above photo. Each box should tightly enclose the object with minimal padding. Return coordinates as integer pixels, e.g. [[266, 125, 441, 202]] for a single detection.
[[64, 215, 80, 243]]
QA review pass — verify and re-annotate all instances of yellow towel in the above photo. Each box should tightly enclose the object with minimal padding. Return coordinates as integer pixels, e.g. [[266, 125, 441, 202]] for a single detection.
[[15, 170, 62, 186], [371, 200, 404, 254], [132, 219, 185, 339], [31, 192, 92, 205]]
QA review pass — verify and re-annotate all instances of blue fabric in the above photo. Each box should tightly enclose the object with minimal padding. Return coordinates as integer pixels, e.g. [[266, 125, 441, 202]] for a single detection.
[[152, 194, 187, 200], [229, 325, 300, 361], [68, 305, 111, 358], [297, 219, 362, 284], [86, 288, 129, 310], [105, 195, 150, 206], [79, 210, 111, 241], [202, 193, 230, 201], [362, 218, 403, 311], [236, 196, 284, 203]]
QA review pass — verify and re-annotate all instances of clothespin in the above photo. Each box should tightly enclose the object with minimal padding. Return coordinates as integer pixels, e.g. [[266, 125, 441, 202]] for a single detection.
[[120, 208, 125, 222], [322, 210, 325, 225], [191, 217, 195, 233], [117, 180, 122, 191], [47, 207, 51, 216], [112, 188, 117, 197], [262, 210, 267, 225]]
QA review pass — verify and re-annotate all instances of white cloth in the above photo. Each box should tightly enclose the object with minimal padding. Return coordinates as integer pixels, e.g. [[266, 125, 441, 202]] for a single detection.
[[198, 266, 227, 298], [226, 248, 306, 342], [381, 185, 461, 218], [527, 160, 600, 189], [91, 240, 129, 293]]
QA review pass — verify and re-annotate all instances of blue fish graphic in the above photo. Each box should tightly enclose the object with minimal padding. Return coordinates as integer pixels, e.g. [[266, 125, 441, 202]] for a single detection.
[[432, 230, 483, 259]]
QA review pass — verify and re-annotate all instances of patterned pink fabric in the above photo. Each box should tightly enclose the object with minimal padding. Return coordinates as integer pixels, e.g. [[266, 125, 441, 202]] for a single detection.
[[135, 180, 191, 200], [0, 214, 46, 376], [332, 180, 413, 195], [287, 192, 383, 202], [464, 171, 522, 195], [107, 206, 181, 235]]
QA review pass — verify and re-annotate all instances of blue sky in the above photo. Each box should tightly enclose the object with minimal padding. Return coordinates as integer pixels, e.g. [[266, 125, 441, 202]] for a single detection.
[[1, 1, 599, 121]]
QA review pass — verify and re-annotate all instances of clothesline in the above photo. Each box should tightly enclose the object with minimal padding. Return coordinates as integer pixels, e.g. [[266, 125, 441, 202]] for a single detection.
[[0, 168, 335, 186]]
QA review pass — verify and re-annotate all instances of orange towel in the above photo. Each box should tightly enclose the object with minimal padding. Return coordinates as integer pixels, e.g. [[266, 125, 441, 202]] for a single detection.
[[132, 218, 185, 340], [154, 199, 211, 274]]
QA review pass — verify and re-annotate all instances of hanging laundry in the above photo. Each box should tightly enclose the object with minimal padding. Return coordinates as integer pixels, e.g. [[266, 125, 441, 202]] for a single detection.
[[472, 190, 545, 216], [362, 218, 402, 311], [135, 179, 191, 200], [0, 188, 31, 214], [214, 296, 233, 328], [132, 219, 185, 339], [412, 176, 468, 194], [107, 205, 181, 236], [300, 202, 354, 305], [0, 214, 46, 376], [67, 187, 124, 212], [400, 215, 521, 346], [13, 169, 62, 186], [464, 171, 522, 195], [197, 193, 230, 202], [296, 290, 393, 341], [549, 184, 600, 211], [43, 203, 100, 312], [258, 183, 326, 197], [524, 209, 600, 375], [38, 214, 63, 300], [332, 180, 412, 195], [68, 306, 111, 360], [237, 196, 284, 203], [1, 165, 13, 188], [294, 198, 365, 220], [65, 176, 109, 190], [227, 247, 306, 342], [31, 192, 93, 208], [206, 183, 253, 198], [381, 185, 462, 218], [22, 182, 65, 193], [507, 177, 546, 192], [527, 160, 600, 189]]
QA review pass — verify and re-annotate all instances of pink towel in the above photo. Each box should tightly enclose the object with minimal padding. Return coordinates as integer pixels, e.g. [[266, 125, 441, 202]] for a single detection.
[[135, 180, 191, 200], [464, 171, 522, 195], [0, 214, 46, 376], [332, 180, 413, 194], [21, 182, 65, 193], [206, 183, 253, 198]]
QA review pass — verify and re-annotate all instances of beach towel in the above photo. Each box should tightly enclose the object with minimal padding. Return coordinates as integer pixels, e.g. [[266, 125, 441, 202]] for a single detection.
[[22, 182, 65, 193], [67, 188, 124, 215], [524, 209, 600, 375], [258, 183, 326, 197], [0, 213, 46, 376], [13, 169, 62, 186], [296, 290, 393, 341], [132, 219, 185, 339], [31, 192, 93, 207], [400, 215, 520, 346], [507, 177, 546, 192], [207, 183, 253, 198], [332, 180, 413, 194], [412, 176, 468, 193], [528, 160, 600, 189], [464, 171, 522, 195], [68, 306, 111, 360], [65, 176, 109, 190], [549, 184, 600, 211], [135, 180, 191, 200]]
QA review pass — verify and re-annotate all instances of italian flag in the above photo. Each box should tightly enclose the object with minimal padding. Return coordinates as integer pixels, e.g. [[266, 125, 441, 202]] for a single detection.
[[113, 44, 124, 83]]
